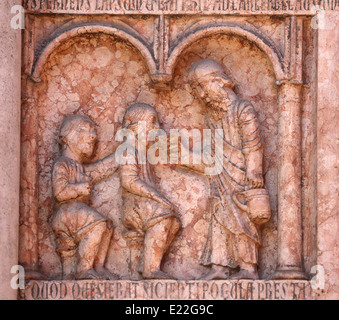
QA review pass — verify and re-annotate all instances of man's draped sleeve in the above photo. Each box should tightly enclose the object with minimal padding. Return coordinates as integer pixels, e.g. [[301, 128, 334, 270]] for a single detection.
[[85, 152, 119, 185], [237, 101, 263, 154], [120, 162, 160, 201]]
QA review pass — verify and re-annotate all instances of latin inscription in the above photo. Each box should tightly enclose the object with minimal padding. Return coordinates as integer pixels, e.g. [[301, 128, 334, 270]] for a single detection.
[[23, 0, 339, 14], [21, 280, 313, 300]]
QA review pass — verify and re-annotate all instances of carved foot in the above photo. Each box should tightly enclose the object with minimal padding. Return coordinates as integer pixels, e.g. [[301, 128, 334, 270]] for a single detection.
[[24, 270, 48, 281], [129, 272, 143, 281], [96, 267, 120, 280], [76, 268, 107, 280], [230, 269, 259, 280], [269, 269, 308, 280], [197, 266, 229, 280], [143, 269, 176, 280], [63, 274, 76, 281]]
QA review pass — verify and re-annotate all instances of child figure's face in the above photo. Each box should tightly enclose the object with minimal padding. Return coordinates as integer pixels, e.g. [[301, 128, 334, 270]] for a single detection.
[[67, 121, 97, 160]]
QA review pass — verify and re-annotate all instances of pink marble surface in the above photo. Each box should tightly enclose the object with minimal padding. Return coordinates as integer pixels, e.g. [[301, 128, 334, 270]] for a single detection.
[[316, 11, 339, 300], [14, 11, 339, 300], [31, 31, 279, 280]]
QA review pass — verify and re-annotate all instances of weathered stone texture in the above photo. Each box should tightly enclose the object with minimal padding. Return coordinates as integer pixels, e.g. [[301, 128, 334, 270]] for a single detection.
[[32, 31, 279, 280], [0, 1, 338, 300], [0, 0, 21, 300], [316, 11, 339, 300]]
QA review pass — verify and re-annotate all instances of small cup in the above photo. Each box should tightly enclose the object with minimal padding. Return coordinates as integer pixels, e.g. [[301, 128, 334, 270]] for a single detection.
[[232, 188, 271, 225]]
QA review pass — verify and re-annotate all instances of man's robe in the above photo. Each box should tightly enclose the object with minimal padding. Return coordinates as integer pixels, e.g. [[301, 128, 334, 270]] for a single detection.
[[200, 99, 263, 267]]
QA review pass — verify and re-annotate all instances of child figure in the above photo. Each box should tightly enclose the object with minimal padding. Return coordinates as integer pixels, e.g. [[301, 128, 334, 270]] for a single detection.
[[120, 103, 181, 280], [51, 114, 119, 280]]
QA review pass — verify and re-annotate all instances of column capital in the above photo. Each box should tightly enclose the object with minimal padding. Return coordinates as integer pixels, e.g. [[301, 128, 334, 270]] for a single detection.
[[276, 79, 304, 87]]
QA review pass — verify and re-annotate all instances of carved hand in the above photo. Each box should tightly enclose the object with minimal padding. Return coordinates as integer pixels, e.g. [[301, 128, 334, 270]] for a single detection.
[[247, 171, 264, 189], [78, 182, 92, 197]]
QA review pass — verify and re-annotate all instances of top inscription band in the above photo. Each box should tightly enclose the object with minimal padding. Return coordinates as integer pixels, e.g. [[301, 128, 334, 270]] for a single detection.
[[24, 0, 338, 15]]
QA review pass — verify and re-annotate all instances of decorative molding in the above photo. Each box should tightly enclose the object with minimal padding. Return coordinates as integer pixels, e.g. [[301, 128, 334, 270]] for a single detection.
[[23, 0, 329, 15], [29, 19, 288, 88]]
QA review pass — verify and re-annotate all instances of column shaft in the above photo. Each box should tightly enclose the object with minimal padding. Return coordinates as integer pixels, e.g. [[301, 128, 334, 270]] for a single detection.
[[19, 78, 41, 277], [273, 80, 307, 280]]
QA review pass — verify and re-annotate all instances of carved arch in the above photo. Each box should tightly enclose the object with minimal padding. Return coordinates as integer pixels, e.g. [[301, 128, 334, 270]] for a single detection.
[[166, 22, 286, 81], [30, 21, 286, 86], [30, 22, 157, 81]]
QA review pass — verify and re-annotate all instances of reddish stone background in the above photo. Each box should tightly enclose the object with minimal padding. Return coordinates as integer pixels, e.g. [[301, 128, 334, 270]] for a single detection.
[[35, 32, 279, 280]]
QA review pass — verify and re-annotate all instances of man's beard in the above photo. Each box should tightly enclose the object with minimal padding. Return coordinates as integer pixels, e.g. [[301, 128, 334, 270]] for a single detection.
[[207, 100, 222, 112]]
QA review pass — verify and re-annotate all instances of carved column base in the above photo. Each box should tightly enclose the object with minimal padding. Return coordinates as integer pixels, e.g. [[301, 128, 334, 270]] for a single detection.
[[271, 266, 308, 280]]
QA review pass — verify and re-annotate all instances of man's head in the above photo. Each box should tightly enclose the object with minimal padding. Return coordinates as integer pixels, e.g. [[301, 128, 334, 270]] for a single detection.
[[59, 114, 97, 160], [188, 59, 237, 110]]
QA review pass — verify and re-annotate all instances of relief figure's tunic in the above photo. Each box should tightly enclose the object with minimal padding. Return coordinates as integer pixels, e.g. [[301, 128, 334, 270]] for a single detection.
[[120, 149, 179, 243], [200, 99, 263, 267], [51, 155, 116, 255]]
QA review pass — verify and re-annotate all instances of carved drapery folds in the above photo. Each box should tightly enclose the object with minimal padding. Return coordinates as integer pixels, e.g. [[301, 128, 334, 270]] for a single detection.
[[20, 13, 310, 281]]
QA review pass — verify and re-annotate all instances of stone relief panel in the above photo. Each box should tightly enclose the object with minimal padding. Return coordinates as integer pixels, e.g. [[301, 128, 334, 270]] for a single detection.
[[36, 34, 151, 279], [159, 33, 279, 280], [33, 30, 279, 281], [120, 103, 181, 280]]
